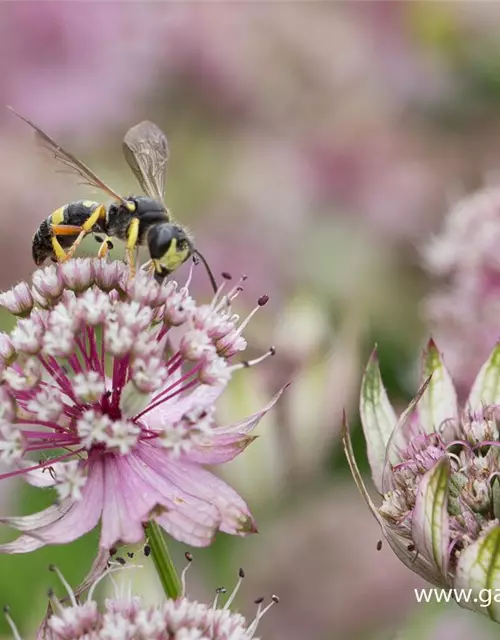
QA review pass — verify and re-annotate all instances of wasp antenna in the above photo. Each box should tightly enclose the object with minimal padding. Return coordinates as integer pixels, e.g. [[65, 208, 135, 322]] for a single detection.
[[194, 250, 218, 294]]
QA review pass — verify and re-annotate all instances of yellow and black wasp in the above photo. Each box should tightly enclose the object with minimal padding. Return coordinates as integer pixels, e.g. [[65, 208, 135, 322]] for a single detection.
[[9, 107, 216, 289]]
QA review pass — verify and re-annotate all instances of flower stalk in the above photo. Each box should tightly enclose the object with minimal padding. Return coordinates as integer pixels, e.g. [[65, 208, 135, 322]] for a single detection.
[[145, 519, 182, 599]]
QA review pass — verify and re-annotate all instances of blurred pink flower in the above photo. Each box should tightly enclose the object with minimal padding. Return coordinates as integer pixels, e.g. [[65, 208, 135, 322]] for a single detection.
[[0, 3, 175, 134], [423, 186, 500, 392], [304, 129, 443, 241], [347, 2, 453, 106]]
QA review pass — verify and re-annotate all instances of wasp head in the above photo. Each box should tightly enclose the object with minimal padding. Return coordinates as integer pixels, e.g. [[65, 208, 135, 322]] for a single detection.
[[147, 223, 194, 282]]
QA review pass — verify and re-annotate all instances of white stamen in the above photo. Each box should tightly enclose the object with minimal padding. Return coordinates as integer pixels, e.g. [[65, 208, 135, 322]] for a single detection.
[[229, 347, 276, 372], [212, 587, 227, 611], [223, 568, 244, 610], [246, 596, 278, 638], [3, 607, 22, 640], [184, 261, 196, 290], [181, 552, 193, 597], [87, 564, 141, 602], [210, 280, 227, 310], [49, 564, 78, 607]]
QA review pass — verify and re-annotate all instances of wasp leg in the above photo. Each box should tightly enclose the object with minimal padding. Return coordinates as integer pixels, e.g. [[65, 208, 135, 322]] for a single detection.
[[141, 259, 155, 275], [50, 235, 71, 262], [50, 224, 84, 235], [97, 235, 114, 259], [60, 205, 107, 262], [48, 224, 84, 262], [125, 218, 140, 277]]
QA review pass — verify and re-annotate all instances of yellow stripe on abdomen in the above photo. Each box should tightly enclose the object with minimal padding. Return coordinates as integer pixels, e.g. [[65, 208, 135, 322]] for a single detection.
[[50, 206, 66, 225]]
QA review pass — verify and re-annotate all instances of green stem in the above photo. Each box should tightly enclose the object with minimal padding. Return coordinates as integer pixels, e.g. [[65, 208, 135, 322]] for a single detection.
[[145, 520, 182, 599]]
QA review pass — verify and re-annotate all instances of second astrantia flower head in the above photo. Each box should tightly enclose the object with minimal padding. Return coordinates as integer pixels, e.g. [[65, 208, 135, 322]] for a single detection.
[[0, 258, 282, 553], [345, 339, 500, 621]]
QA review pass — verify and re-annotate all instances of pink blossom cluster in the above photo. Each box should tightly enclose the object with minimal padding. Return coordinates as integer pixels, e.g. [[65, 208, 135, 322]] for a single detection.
[[0, 258, 280, 553]]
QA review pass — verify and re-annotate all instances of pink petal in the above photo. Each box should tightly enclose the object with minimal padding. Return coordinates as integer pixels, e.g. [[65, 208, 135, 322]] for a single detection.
[[143, 383, 226, 430], [341, 412, 384, 525], [22, 456, 103, 546], [419, 339, 458, 436], [73, 548, 110, 598], [412, 457, 450, 578], [381, 376, 432, 493], [137, 442, 255, 536], [359, 349, 398, 492], [383, 526, 448, 588], [100, 454, 155, 549], [214, 386, 287, 436], [126, 446, 221, 546], [155, 510, 216, 547], [17, 461, 58, 487], [0, 533, 47, 554], [468, 342, 500, 411], [187, 434, 256, 464], [454, 525, 500, 620], [0, 500, 71, 531]]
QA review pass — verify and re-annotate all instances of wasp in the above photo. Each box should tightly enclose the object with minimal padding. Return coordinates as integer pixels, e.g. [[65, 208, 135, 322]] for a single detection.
[[9, 108, 216, 290]]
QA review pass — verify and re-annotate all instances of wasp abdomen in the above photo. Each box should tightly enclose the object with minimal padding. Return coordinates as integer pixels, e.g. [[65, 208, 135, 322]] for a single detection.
[[53, 200, 102, 227], [32, 200, 104, 265]]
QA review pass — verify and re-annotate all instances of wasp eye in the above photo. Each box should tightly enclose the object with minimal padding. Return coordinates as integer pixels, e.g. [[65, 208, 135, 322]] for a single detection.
[[148, 225, 174, 260]]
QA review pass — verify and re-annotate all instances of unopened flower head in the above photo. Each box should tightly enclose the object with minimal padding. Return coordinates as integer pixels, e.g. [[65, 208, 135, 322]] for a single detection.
[[0, 259, 282, 553], [345, 338, 500, 622], [4, 555, 278, 640]]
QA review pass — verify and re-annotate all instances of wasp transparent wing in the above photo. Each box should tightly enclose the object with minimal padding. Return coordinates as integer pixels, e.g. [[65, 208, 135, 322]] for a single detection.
[[8, 106, 126, 204], [122, 120, 169, 204]]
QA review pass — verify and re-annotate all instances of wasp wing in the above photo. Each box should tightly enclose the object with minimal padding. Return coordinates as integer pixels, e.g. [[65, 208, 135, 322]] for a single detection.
[[122, 121, 169, 204], [8, 106, 126, 204]]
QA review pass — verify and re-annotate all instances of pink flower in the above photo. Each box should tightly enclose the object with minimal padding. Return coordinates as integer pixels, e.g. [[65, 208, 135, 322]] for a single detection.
[[346, 339, 500, 621], [422, 186, 500, 394], [0, 259, 281, 552], [5, 556, 279, 639], [0, 3, 175, 134]]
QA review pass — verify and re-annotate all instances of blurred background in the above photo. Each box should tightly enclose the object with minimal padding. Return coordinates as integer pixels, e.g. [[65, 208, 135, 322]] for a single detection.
[[2, 1, 500, 638]]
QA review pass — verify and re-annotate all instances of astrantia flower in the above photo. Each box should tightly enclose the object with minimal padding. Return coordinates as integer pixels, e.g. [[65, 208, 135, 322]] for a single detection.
[[344, 339, 500, 621], [0, 259, 281, 552], [422, 186, 500, 394], [5, 557, 278, 639]]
